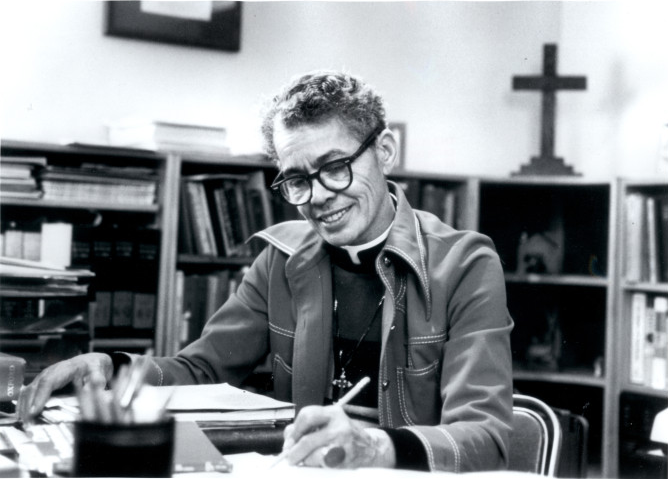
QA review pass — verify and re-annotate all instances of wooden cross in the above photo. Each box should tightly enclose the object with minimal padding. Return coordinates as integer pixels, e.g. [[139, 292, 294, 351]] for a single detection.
[[512, 44, 587, 176]]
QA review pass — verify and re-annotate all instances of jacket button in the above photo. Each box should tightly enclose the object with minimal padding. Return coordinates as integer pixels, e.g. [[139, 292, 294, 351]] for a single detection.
[[383, 256, 391, 267], [390, 324, 396, 331], [382, 379, 390, 390]]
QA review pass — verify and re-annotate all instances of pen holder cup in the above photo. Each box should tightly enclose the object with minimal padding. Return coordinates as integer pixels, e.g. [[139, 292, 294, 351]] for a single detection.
[[73, 417, 175, 477]]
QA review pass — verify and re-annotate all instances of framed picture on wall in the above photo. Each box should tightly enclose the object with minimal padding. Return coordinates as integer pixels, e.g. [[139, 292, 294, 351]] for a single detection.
[[388, 122, 406, 170], [105, 1, 242, 52]]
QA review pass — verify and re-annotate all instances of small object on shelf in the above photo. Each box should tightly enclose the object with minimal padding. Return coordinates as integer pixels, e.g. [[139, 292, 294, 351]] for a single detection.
[[511, 44, 586, 176]]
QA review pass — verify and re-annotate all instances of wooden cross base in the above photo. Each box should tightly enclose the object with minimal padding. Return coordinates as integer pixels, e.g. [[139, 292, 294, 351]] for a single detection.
[[512, 156, 581, 176]]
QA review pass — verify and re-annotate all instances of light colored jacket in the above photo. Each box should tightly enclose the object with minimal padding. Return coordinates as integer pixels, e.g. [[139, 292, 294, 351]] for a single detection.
[[149, 181, 514, 472]]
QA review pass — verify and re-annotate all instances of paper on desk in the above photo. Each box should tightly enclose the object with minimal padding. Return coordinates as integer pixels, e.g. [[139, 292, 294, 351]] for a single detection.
[[162, 383, 294, 412]]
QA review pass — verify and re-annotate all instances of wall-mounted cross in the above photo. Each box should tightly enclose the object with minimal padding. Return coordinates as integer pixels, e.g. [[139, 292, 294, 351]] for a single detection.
[[512, 44, 587, 176]]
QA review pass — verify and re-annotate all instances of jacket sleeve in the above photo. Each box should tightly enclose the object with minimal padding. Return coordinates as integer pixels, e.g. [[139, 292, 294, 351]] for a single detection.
[[403, 232, 514, 472], [144, 247, 273, 386]]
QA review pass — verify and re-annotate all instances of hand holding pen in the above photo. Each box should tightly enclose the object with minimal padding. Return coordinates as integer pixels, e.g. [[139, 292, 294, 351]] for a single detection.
[[270, 376, 393, 469]]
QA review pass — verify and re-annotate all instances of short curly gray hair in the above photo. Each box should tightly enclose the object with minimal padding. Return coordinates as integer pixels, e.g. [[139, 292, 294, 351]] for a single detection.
[[261, 71, 387, 164]]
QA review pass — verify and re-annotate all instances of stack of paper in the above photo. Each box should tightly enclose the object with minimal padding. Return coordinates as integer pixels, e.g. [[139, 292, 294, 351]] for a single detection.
[[163, 383, 295, 428]]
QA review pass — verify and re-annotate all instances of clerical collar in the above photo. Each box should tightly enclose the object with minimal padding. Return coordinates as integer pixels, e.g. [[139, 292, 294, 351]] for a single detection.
[[340, 222, 393, 265]]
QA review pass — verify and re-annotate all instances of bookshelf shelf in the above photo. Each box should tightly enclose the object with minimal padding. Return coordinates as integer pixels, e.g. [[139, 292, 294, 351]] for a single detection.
[[620, 383, 668, 399], [177, 254, 255, 267], [513, 368, 606, 387], [505, 273, 608, 287], [622, 282, 668, 294]]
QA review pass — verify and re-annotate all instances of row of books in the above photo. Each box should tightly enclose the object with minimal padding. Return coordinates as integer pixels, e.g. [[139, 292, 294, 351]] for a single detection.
[[630, 292, 668, 390], [1, 221, 161, 332], [0, 154, 159, 205], [174, 268, 247, 350], [179, 171, 274, 257], [2, 222, 80, 266], [624, 192, 668, 283]]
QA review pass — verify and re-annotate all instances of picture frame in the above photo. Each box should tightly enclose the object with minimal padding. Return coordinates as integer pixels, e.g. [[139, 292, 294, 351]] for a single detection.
[[388, 122, 407, 170], [105, 1, 242, 52]]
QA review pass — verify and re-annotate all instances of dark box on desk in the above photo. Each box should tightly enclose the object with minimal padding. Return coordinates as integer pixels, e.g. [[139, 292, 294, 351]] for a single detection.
[[73, 418, 175, 477]]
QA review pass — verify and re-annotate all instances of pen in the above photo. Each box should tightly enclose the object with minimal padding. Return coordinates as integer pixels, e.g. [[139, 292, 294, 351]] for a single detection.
[[268, 376, 371, 469]]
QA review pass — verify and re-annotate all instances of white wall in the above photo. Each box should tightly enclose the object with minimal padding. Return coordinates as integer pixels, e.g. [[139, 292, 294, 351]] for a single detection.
[[1, 1, 666, 178]]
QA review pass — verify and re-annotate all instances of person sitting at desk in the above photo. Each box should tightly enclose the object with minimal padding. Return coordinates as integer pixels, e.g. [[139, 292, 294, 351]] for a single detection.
[[18, 70, 514, 472]]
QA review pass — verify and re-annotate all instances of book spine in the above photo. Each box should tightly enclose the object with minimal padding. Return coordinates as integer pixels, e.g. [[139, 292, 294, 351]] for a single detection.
[[651, 296, 668, 390], [646, 196, 659, 283], [110, 227, 135, 328], [630, 292, 647, 384], [624, 193, 644, 282], [132, 228, 160, 330], [40, 222, 73, 268], [658, 194, 668, 283]]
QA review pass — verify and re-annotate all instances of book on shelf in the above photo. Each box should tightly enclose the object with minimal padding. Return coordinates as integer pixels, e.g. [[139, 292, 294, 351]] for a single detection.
[[132, 228, 160, 330], [38, 165, 157, 205], [630, 292, 668, 390], [0, 297, 88, 333], [110, 227, 135, 328], [0, 155, 46, 199], [0, 256, 93, 298], [106, 118, 229, 156], [625, 191, 668, 283]]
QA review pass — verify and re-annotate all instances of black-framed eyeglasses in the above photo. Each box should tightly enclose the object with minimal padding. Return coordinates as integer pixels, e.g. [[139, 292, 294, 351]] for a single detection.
[[271, 125, 384, 206]]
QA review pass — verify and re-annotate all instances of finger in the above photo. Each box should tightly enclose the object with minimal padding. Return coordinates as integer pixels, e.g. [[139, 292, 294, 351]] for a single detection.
[[17, 385, 36, 422], [285, 423, 336, 466]]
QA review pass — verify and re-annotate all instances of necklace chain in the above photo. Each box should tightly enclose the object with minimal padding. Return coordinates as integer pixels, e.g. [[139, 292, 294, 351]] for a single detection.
[[332, 295, 384, 394]]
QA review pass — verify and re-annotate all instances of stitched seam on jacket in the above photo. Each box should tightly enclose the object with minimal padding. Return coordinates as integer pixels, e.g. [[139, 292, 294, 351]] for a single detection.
[[395, 369, 416, 426], [386, 244, 431, 308], [253, 231, 296, 255], [152, 361, 164, 386], [268, 322, 295, 338], [404, 360, 439, 376], [273, 354, 293, 374], [409, 332, 447, 342], [405, 427, 436, 471], [438, 428, 461, 473], [408, 333, 447, 345]]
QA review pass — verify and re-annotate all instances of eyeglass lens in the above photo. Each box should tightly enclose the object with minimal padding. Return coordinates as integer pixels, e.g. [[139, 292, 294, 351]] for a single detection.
[[280, 161, 352, 205]]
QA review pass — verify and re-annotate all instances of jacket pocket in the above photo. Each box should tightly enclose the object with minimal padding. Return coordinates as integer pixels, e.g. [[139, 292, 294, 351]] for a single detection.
[[272, 354, 293, 402], [396, 360, 441, 425]]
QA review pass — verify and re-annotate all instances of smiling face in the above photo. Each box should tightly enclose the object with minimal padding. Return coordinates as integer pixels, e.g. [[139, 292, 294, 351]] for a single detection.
[[273, 118, 398, 246]]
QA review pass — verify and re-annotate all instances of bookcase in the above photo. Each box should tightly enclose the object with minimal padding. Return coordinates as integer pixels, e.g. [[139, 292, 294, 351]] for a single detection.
[[1, 140, 167, 372], [615, 179, 668, 479], [2, 139, 666, 477]]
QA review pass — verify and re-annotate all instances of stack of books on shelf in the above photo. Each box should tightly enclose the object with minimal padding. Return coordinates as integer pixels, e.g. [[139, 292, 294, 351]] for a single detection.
[[624, 191, 668, 284], [0, 155, 46, 199], [38, 163, 158, 206], [630, 293, 668, 390], [179, 171, 273, 258], [0, 257, 94, 333], [107, 119, 230, 156]]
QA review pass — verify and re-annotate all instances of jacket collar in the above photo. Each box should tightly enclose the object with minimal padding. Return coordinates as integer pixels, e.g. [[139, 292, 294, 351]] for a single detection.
[[253, 181, 431, 316]]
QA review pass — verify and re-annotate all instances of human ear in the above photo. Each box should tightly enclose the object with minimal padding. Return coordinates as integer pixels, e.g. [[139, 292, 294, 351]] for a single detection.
[[375, 129, 399, 175]]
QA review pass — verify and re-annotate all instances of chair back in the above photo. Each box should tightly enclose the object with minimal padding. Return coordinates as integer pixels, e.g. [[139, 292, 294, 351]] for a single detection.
[[509, 394, 563, 476]]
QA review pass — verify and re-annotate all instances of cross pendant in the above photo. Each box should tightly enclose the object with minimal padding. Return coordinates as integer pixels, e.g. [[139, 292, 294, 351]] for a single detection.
[[332, 370, 353, 392]]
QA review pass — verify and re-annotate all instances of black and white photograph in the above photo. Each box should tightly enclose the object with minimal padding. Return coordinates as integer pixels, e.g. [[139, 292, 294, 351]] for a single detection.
[[0, 2, 667, 478]]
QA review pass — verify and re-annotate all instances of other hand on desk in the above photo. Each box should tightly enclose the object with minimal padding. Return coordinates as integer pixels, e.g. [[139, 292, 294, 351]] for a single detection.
[[17, 353, 113, 422], [281, 404, 396, 469]]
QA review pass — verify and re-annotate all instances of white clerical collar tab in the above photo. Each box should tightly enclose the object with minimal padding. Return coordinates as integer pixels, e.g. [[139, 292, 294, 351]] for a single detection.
[[340, 221, 393, 265]]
